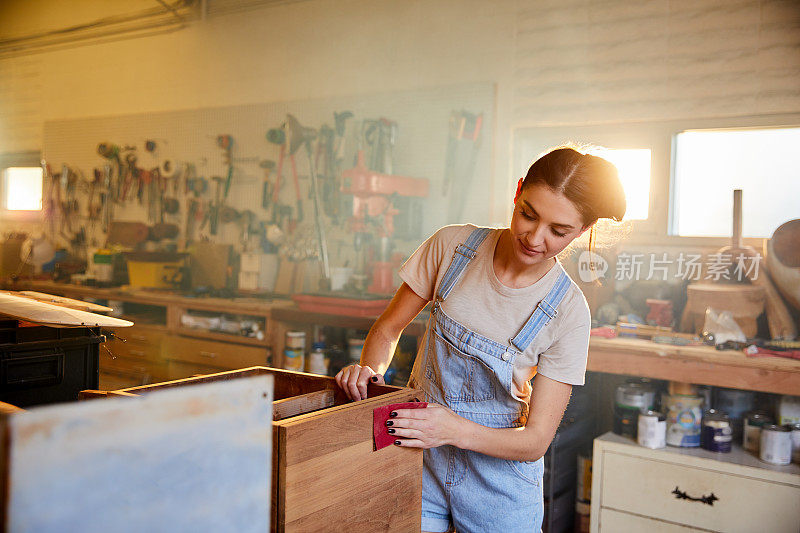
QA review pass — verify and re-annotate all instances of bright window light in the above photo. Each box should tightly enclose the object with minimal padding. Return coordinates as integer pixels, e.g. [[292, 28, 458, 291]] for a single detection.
[[591, 148, 651, 220], [673, 127, 800, 238], [3, 167, 43, 211]]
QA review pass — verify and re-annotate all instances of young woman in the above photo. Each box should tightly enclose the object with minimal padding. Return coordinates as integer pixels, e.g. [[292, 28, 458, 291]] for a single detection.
[[335, 146, 626, 532]]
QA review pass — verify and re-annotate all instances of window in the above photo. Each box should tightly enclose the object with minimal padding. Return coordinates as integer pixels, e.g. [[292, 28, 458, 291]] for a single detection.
[[3, 167, 43, 211], [589, 148, 651, 221], [672, 127, 800, 238]]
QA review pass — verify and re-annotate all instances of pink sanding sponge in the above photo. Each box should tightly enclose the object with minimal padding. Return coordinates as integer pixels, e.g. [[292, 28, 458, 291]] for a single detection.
[[373, 402, 428, 451]]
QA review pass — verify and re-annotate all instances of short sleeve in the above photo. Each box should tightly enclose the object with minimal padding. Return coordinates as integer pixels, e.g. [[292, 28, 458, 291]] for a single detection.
[[398, 225, 464, 301], [536, 296, 591, 386]]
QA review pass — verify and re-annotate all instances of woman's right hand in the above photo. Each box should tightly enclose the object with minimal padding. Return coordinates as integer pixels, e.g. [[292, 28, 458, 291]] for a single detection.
[[335, 364, 385, 401]]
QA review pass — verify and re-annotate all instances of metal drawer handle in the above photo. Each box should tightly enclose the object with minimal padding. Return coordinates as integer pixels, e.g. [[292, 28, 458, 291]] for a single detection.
[[672, 486, 718, 506], [199, 351, 217, 358]]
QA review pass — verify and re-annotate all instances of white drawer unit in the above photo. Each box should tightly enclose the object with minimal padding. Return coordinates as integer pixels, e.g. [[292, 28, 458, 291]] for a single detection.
[[590, 432, 800, 533]]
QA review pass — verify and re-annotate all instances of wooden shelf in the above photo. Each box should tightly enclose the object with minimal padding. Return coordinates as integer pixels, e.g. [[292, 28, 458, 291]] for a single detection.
[[588, 337, 800, 395]]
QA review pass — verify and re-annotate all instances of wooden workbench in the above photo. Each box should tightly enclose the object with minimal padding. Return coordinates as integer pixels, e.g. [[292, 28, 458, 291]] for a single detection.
[[588, 337, 799, 396], [5, 281, 799, 396]]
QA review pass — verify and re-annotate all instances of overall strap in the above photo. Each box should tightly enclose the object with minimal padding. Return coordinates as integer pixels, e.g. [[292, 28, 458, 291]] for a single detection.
[[509, 269, 571, 352], [436, 227, 493, 302]]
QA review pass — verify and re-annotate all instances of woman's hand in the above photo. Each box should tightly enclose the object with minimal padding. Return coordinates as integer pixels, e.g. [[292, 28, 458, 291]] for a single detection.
[[386, 404, 469, 449], [334, 364, 385, 401]]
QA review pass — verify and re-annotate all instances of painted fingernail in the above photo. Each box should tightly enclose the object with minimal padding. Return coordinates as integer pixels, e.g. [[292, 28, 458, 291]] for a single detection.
[[387, 428, 395, 434], [370, 376, 378, 382], [385, 420, 393, 426], [394, 440, 402, 446], [390, 411, 397, 417]]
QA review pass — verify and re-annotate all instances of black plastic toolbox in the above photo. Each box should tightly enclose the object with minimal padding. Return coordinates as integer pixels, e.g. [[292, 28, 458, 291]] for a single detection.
[[0, 320, 103, 407]]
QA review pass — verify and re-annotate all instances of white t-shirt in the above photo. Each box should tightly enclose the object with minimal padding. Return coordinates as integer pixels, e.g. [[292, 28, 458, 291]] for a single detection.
[[398, 224, 591, 402]]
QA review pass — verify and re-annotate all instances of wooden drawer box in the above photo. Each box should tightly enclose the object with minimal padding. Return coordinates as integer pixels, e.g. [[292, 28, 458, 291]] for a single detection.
[[102, 367, 423, 532], [104, 324, 166, 362], [590, 432, 800, 533], [163, 335, 269, 370]]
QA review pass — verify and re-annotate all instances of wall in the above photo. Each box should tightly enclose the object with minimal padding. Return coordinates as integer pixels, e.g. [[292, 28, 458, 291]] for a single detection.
[[1, 0, 798, 230]]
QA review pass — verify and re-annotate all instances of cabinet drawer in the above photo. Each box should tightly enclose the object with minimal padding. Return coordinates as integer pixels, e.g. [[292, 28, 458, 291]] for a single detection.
[[599, 509, 703, 532], [166, 360, 226, 381], [600, 450, 800, 532], [105, 325, 165, 362], [100, 355, 167, 384], [163, 336, 269, 369]]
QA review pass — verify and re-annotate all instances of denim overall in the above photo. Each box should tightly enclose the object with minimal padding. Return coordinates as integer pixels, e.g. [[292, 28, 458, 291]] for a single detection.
[[409, 227, 572, 533]]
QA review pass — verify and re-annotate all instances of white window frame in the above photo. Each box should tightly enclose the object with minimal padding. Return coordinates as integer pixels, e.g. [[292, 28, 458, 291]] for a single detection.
[[512, 113, 800, 248], [0, 152, 44, 222]]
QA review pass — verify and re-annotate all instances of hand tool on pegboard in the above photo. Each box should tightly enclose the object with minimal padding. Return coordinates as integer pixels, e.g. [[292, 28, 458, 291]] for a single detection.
[[284, 114, 331, 281], [442, 110, 483, 223], [209, 176, 225, 235], [259, 160, 276, 210], [97, 142, 121, 201], [217, 135, 234, 200], [266, 127, 289, 226]]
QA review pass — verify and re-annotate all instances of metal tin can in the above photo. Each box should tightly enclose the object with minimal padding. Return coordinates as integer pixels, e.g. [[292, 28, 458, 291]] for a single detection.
[[743, 411, 773, 454], [638, 410, 666, 449], [285, 331, 306, 349], [701, 409, 732, 453], [283, 348, 305, 371], [665, 394, 703, 447], [760, 424, 792, 465], [790, 423, 800, 464], [614, 382, 656, 439]]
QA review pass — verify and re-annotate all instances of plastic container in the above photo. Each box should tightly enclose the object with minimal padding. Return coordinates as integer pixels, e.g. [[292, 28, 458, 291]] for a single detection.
[[126, 260, 183, 288], [0, 320, 102, 407], [638, 409, 666, 449], [307, 342, 329, 375]]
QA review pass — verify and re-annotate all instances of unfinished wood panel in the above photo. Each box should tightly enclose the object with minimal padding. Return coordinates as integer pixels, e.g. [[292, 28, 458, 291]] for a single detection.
[[4, 374, 273, 532], [275, 387, 422, 532], [273, 389, 334, 420]]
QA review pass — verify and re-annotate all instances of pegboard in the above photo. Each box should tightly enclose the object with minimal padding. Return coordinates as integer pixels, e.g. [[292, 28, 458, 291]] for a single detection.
[[42, 82, 495, 261]]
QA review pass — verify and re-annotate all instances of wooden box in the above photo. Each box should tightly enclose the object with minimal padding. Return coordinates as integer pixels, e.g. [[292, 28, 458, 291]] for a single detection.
[[99, 366, 424, 532]]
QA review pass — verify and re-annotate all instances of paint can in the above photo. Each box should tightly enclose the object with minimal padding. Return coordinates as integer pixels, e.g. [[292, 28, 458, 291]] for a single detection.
[[286, 331, 306, 349], [790, 423, 800, 464], [701, 409, 732, 453], [777, 395, 800, 425], [665, 394, 703, 447], [760, 424, 792, 465], [638, 410, 666, 449], [743, 411, 773, 454], [614, 382, 656, 439], [715, 388, 755, 441], [283, 331, 306, 371]]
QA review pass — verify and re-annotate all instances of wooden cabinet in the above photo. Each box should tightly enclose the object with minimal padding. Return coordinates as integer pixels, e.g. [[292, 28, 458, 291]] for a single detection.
[[100, 324, 169, 388], [106, 367, 423, 533], [590, 432, 800, 533], [163, 335, 271, 380]]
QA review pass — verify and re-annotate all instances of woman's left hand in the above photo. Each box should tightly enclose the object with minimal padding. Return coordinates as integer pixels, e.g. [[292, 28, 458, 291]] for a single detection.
[[387, 404, 468, 449]]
